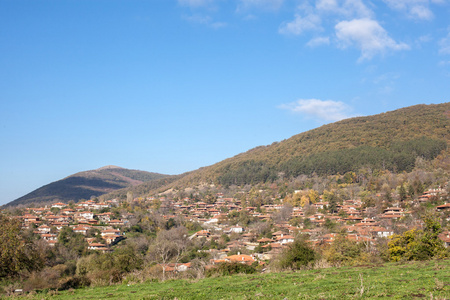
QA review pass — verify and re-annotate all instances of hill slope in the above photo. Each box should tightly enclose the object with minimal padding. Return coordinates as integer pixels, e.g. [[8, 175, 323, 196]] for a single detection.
[[5, 166, 170, 207], [129, 103, 449, 195]]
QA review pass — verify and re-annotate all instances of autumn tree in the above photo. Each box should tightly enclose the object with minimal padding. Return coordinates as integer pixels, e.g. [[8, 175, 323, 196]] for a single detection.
[[0, 214, 42, 278], [388, 214, 448, 261]]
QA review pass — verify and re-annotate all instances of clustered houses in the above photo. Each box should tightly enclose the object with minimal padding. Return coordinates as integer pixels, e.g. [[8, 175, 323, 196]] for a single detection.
[[15, 183, 450, 269], [157, 184, 449, 267], [19, 199, 124, 251]]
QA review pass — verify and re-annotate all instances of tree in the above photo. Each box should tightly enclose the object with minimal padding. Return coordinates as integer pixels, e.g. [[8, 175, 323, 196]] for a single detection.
[[324, 191, 338, 213], [278, 237, 316, 270], [148, 227, 189, 280], [388, 215, 448, 261], [308, 189, 320, 204], [324, 232, 364, 265], [0, 214, 42, 277], [398, 184, 407, 201], [58, 227, 88, 257]]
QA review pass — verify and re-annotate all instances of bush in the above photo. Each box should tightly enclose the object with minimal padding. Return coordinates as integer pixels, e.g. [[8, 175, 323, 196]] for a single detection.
[[278, 238, 316, 270], [206, 262, 257, 277], [323, 234, 365, 266], [388, 215, 449, 262]]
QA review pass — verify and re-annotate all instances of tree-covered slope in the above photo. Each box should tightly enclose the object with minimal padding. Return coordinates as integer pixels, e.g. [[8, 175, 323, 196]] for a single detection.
[[4, 166, 170, 207], [164, 103, 450, 189]]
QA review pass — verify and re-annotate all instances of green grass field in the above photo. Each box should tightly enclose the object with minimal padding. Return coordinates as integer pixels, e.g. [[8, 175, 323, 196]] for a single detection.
[[11, 260, 450, 299]]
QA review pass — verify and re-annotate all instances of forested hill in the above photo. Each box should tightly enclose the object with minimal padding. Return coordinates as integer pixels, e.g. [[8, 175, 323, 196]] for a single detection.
[[152, 102, 449, 190], [5, 166, 170, 207]]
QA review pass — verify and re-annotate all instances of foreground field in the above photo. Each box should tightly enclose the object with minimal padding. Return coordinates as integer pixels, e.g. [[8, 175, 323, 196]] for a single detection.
[[15, 260, 450, 299]]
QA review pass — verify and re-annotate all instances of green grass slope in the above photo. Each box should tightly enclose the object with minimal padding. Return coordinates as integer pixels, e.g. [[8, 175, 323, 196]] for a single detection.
[[22, 260, 450, 299]]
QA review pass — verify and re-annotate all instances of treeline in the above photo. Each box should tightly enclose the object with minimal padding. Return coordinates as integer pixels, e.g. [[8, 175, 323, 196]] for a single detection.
[[218, 137, 447, 186]]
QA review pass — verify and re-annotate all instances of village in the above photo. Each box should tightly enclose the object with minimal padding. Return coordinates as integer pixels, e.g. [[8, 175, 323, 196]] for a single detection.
[[14, 181, 450, 274]]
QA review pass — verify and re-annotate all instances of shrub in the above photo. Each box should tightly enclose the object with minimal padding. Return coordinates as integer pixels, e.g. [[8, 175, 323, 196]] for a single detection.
[[278, 238, 316, 270], [323, 233, 365, 266], [206, 262, 257, 277], [388, 215, 449, 261]]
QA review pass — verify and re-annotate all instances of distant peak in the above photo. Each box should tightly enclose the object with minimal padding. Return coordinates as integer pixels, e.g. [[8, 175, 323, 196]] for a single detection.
[[97, 165, 123, 170]]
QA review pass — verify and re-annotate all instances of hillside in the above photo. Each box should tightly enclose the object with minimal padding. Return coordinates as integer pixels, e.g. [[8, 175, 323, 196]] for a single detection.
[[119, 103, 449, 196], [4, 166, 170, 207]]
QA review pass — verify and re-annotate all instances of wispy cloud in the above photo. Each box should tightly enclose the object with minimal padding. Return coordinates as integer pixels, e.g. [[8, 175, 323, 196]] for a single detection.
[[335, 18, 410, 61], [306, 36, 330, 47], [316, 0, 374, 18], [382, 0, 436, 20], [279, 13, 322, 35], [279, 99, 355, 122], [438, 60, 450, 66]]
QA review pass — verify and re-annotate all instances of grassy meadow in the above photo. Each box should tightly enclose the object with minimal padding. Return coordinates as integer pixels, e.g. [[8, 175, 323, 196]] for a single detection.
[[8, 259, 450, 300]]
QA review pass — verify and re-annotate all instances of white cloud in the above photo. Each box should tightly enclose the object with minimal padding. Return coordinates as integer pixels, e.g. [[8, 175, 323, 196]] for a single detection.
[[335, 18, 410, 61], [316, 0, 340, 12], [279, 99, 353, 122], [279, 13, 322, 35], [306, 36, 330, 47], [439, 30, 450, 55], [316, 0, 373, 18], [382, 0, 435, 20]]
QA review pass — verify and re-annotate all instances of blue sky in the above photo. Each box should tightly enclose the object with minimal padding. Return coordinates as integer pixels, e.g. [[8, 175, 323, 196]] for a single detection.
[[1, 0, 449, 205]]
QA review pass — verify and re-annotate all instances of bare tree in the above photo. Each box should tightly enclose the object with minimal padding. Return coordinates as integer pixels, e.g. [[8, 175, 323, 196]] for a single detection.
[[149, 232, 176, 280], [147, 226, 189, 280], [272, 203, 293, 224]]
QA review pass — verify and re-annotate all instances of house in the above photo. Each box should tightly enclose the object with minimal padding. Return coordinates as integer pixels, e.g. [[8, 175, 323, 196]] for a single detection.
[[23, 214, 39, 223], [230, 226, 244, 233], [61, 208, 75, 215], [97, 212, 113, 223], [257, 237, 273, 244], [75, 211, 94, 220], [101, 228, 121, 236], [88, 243, 110, 252], [369, 227, 393, 238], [73, 225, 91, 235], [92, 202, 110, 210], [276, 234, 295, 244], [41, 233, 58, 241], [109, 219, 124, 226], [37, 225, 51, 234], [225, 254, 255, 265], [102, 234, 125, 245], [51, 202, 67, 209], [437, 203, 450, 211]]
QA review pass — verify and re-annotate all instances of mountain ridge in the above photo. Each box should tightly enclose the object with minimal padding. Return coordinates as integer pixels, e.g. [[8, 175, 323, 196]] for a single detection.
[[4, 166, 171, 207]]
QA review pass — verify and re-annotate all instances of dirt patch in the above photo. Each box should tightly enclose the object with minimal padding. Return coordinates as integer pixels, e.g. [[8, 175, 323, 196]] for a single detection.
[[410, 293, 426, 298]]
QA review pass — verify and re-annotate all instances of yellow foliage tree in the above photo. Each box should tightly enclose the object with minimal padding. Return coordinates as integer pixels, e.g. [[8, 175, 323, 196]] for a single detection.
[[300, 195, 310, 207], [308, 189, 320, 204]]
